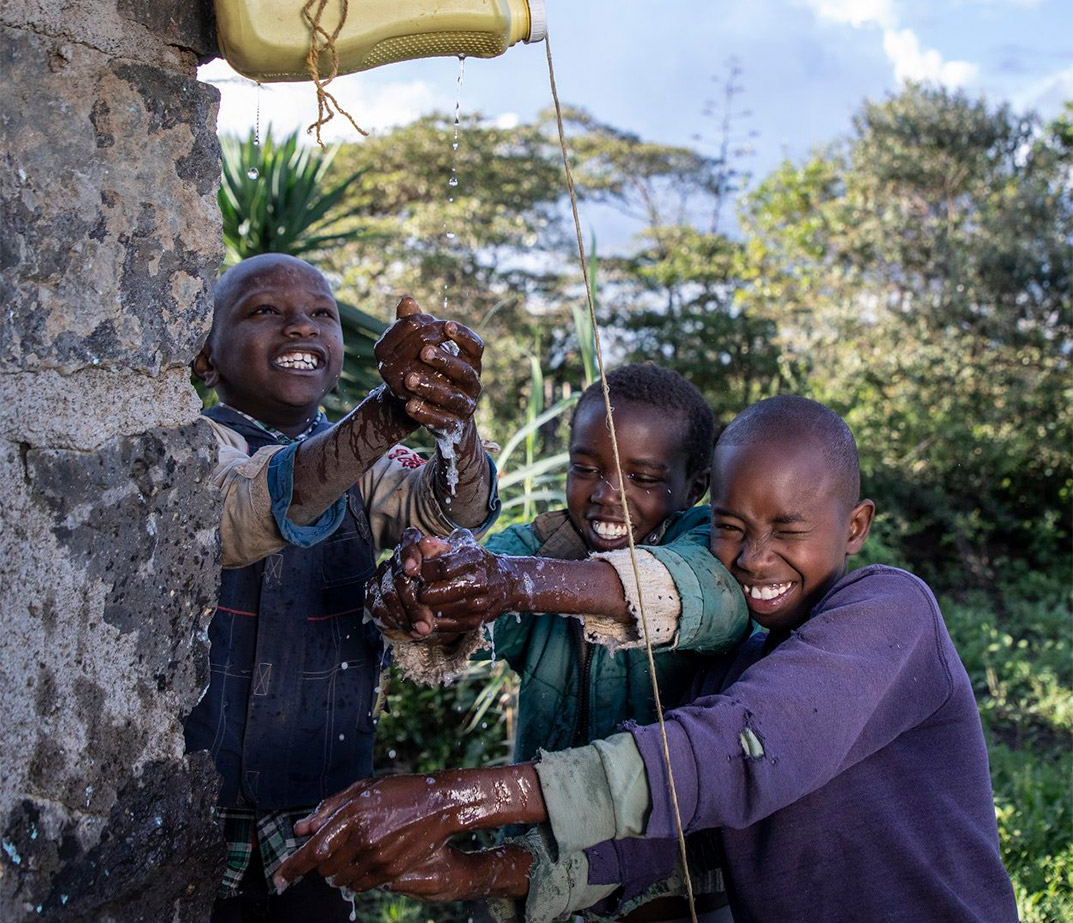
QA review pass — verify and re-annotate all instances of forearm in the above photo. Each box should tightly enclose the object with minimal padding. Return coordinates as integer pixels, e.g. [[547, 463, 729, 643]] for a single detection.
[[508, 558, 631, 624], [288, 385, 416, 525], [443, 763, 548, 832], [449, 846, 533, 901]]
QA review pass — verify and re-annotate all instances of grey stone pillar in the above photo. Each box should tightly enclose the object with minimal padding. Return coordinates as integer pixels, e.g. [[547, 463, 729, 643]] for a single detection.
[[1, 3, 226, 920]]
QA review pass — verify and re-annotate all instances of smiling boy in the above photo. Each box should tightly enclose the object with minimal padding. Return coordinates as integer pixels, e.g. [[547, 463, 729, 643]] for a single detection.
[[275, 395, 1017, 923], [183, 253, 499, 922]]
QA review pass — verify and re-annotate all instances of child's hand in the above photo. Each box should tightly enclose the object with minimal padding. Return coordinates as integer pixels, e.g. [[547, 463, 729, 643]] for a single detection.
[[386, 844, 532, 903], [374, 296, 483, 433], [272, 774, 458, 894], [365, 528, 451, 638], [413, 529, 518, 633]]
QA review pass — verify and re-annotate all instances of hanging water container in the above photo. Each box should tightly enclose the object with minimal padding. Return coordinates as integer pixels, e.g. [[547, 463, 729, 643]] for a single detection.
[[214, 0, 547, 82]]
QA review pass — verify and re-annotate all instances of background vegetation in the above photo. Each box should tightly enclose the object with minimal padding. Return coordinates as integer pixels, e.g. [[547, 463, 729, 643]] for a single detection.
[[219, 83, 1071, 921]]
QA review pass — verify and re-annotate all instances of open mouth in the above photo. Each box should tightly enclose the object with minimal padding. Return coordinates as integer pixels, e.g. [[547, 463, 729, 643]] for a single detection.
[[741, 581, 793, 602], [272, 349, 324, 371], [591, 520, 630, 542]]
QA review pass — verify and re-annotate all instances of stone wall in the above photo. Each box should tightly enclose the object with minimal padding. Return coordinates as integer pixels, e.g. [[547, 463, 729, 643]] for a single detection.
[[1, 3, 225, 919]]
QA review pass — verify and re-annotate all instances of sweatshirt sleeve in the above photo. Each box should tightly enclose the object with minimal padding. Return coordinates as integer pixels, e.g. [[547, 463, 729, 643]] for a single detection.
[[632, 567, 955, 834]]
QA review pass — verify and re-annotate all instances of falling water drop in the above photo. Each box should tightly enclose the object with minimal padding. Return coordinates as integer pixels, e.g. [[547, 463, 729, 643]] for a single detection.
[[246, 167, 260, 180], [448, 175, 459, 187]]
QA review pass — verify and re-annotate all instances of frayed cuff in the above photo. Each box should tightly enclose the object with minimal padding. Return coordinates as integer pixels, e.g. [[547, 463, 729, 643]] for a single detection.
[[388, 630, 485, 686], [580, 549, 681, 651]]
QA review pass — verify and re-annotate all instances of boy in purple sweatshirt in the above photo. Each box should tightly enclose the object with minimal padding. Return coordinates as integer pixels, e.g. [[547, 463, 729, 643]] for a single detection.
[[274, 396, 1018, 923]]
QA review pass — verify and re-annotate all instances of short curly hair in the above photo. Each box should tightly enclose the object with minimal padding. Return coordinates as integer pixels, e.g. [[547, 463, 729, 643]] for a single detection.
[[572, 363, 715, 476]]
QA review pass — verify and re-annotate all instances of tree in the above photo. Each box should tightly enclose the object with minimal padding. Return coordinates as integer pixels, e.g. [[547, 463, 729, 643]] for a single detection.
[[739, 86, 1073, 577]]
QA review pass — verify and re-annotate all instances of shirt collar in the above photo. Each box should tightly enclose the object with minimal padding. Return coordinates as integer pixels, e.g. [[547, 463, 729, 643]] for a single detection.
[[218, 404, 326, 445]]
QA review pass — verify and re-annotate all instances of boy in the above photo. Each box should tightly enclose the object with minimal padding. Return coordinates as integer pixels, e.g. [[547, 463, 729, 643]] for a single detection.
[[183, 253, 499, 922], [375, 365, 749, 776], [275, 395, 1018, 923]]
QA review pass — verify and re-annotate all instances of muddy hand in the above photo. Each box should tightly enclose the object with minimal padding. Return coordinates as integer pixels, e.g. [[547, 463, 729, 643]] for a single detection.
[[402, 319, 483, 433], [387, 843, 533, 903], [374, 296, 453, 403]]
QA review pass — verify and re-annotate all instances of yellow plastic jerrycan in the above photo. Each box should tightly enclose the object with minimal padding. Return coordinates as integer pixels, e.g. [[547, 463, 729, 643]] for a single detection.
[[214, 0, 547, 82]]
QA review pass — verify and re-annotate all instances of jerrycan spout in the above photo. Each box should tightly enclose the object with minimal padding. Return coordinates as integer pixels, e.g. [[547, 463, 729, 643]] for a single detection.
[[214, 0, 547, 83]]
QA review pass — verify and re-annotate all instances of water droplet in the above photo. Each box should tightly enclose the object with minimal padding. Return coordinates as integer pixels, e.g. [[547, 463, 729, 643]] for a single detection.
[[445, 231, 456, 240], [387, 749, 397, 759], [246, 167, 259, 180], [448, 175, 459, 187], [340, 661, 348, 670]]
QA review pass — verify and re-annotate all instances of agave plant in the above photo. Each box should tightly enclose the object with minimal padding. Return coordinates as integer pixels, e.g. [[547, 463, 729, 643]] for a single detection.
[[217, 128, 387, 400]]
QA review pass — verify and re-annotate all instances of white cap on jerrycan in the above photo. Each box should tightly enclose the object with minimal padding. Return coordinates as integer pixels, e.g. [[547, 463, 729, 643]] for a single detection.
[[525, 0, 547, 42], [214, 0, 548, 82]]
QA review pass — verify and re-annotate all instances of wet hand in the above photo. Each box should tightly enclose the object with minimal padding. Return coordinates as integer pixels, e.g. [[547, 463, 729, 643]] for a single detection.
[[413, 529, 518, 633], [387, 844, 532, 903], [365, 528, 451, 638], [274, 772, 490, 894], [374, 296, 483, 432]]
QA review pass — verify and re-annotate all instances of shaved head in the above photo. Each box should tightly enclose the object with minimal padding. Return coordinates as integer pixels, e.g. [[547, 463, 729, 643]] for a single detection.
[[211, 254, 331, 347], [717, 395, 861, 507]]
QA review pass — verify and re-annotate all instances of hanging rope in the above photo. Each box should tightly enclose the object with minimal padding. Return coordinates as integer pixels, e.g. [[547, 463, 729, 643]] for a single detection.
[[302, 0, 369, 146], [544, 34, 699, 923]]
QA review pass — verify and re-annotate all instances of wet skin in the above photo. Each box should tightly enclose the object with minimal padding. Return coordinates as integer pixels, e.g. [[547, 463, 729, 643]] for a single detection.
[[194, 253, 488, 526], [367, 399, 709, 638], [710, 439, 873, 637], [273, 763, 545, 897], [566, 399, 707, 553]]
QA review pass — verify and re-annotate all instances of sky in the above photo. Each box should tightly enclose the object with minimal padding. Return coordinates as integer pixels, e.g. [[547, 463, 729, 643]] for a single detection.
[[200, 0, 1072, 245]]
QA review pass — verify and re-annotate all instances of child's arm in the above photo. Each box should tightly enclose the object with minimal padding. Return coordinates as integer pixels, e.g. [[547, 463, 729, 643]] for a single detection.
[[285, 296, 486, 527], [369, 529, 633, 639]]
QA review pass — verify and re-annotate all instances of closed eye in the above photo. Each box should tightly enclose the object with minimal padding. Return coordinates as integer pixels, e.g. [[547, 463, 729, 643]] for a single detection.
[[569, 464, 599, 477]]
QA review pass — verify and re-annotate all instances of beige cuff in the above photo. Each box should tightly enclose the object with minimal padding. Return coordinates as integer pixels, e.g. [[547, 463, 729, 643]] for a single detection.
[[579, 549, 681, 652], [388, 630, 486, 686]]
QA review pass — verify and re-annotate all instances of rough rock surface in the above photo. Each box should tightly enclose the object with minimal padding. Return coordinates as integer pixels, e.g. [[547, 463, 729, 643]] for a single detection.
[[1, 3, 226, 920]]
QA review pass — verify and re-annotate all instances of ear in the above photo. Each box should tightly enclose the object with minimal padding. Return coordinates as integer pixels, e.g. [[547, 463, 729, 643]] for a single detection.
[[846, 499, 875, 555], [686, 467, 711, 507], [192, 345, 219, 388]]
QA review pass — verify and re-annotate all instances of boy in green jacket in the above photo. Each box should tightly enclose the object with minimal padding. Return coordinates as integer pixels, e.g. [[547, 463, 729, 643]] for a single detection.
[[374, 364, 749, 765]]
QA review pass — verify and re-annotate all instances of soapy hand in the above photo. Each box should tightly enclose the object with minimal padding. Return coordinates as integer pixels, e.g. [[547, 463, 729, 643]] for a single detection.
[[367, 529, 517, 638], [272, 765, 545, 895], [374, 296, 483, 433], [365, 528, 449, 638], [410, 529, 519, 633]]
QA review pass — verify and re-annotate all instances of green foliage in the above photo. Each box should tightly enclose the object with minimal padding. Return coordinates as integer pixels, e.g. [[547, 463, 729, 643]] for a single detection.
[[941, 576, 1073, 922], [738, 84, 1072, 578]]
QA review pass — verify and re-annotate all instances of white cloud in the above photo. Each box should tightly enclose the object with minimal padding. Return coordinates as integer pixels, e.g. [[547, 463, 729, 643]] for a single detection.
[[882, 28, 979, 87], [802, 0, 897, 28], [199, 59, 441, 143], [799, 0, 980, 89]]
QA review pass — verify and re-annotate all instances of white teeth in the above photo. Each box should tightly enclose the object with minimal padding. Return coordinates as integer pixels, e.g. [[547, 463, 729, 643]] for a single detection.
[[592, 521, 629, 540], [275, 351, 320, 370], [745, 583, 792, 601]]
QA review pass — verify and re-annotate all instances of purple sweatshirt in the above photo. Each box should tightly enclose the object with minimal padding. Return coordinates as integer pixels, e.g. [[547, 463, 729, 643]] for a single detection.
[[610, 565, 1017, 922]]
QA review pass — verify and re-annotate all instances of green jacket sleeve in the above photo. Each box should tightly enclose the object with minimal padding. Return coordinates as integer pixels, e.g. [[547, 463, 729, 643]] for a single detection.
[[643, 514, 749, 653]]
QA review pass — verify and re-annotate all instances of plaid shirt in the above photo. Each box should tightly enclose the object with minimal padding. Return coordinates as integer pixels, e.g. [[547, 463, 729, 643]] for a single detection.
[[217, 807, 313, 897]]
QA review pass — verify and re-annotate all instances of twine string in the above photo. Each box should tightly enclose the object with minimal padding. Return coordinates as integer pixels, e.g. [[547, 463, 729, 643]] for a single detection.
[[302, 0, 369, 146], [544, 33, 699, 923]]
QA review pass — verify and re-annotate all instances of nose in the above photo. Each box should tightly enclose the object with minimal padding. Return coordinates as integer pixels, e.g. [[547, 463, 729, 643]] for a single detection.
[[591, 474, 622, 505], [736, 536, 774, 573], [283, 309, 318, 337]]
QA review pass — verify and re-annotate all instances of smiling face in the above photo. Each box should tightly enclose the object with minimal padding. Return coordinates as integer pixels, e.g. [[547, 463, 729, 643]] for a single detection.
[[566, 398, 709, 553], [196, 255, 344, 435], [710, 439, 874, 636]]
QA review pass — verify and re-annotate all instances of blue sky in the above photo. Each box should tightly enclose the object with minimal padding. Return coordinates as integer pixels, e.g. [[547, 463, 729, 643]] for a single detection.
[[201, 0, 1072, 244]]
